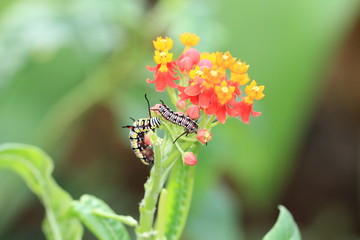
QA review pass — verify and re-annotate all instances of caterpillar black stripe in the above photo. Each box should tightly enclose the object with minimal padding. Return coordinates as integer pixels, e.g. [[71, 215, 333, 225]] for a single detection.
[[122, 95, 161, 165], [157, 100, 198, 143]]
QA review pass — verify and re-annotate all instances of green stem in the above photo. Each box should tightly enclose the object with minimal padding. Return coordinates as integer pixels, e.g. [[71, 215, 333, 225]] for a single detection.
[[136, 136, 164, 239], [135, 130, 195, 239], [166, 87, 178, 106]]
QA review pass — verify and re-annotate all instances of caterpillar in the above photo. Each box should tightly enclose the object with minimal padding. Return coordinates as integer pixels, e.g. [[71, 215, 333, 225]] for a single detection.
[[125, 127, 154, 165], [157, 100, 198, 143], [122, 95, 161, 165]]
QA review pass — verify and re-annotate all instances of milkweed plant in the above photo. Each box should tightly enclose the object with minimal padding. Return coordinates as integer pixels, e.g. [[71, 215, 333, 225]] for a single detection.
[[0, 33, 301, 240]]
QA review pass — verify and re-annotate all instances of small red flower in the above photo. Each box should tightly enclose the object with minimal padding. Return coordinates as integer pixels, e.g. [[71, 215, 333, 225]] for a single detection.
[[233, 100, 261, 124], [183, 152, 198, 166], [147, 61, 179, 92]]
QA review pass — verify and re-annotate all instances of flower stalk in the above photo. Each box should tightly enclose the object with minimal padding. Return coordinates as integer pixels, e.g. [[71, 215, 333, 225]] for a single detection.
[[131, 32, 265, 240]]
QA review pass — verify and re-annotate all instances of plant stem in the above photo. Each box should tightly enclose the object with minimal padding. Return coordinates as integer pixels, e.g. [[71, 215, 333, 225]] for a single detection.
[[136, 131, 195, 239], [136, 137, 163, 239]]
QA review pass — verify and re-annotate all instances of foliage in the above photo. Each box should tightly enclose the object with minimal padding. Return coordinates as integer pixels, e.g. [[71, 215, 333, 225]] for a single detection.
[[0, 143, 301, 239], [263, 206, 301, 240], [0, 143, 82, 240]]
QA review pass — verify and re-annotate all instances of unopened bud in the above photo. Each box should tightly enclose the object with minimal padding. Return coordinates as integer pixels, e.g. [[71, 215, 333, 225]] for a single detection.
[[176, 99, 187, 111], [186, 105, 200, 120], [183, 152, 198, 166], [183, 48, 200, 65], [178, 56, 193, 72]]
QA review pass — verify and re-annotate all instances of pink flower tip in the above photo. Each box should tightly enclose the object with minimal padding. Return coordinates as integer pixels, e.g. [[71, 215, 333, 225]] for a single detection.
[[176, 99, 187, 111], [183, 152, 198, 166], [186, 105, 200, 120], [196, 129, 212, 144]]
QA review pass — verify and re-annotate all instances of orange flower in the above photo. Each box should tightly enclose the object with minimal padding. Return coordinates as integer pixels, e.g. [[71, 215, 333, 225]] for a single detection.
[[215, 51, 236, 69], [214, 81, 235, 105], [147, 33, 265, 125], [230, 60, 249, 74], [230, 72, 250, 86]]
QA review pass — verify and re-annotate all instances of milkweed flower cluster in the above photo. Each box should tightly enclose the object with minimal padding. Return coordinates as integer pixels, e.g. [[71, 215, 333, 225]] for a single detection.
[[146, 32, 265, 165]]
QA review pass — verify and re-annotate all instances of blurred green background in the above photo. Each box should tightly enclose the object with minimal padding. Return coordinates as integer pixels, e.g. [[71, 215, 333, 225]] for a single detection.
[[0, 0, 359, 239]]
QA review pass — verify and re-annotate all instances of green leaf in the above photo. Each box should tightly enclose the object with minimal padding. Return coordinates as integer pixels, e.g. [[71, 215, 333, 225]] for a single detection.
[[71, 194, 130, 240], [0, 143, 83, 240], [162, 160, 196, 240], [262, 205, 301, 240]]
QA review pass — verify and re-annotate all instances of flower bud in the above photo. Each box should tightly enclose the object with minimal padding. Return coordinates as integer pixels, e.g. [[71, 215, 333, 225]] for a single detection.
[[183, 152, 198, 166], [178, 56, 193, 72], [176, 99, 187, 111], [183, 48, 200, 65], [186, 105, 200, 120], [197, 129, 212, 144]]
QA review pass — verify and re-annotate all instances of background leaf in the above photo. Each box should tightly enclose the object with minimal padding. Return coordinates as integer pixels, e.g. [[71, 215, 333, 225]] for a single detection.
[[71, 194, 130, 240], [0, 143, 83, 240], [262, 205, 301, 240]]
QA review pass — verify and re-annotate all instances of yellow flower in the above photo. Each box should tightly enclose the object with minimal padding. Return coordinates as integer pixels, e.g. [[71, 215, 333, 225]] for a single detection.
[[230, 60, 249, 74], [189, 66, 204, 79], [180, 32, 200, 48], [153, 37, 173, 51], [154, 50, 173, 72], [244, 80, 265, 104], [230, 72, 250, 85], [214, 81, 235, 105], [215, 51, 236, 69], [202, 67, 225, 89]]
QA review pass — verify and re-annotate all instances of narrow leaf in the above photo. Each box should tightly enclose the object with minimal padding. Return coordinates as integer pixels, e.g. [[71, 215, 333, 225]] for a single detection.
[[262, 205, 301, 240], [0, 143, 83, 240], [162, 160, 196, 240], [155, 188, 168, 240], [71, 194, 130, 240]]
